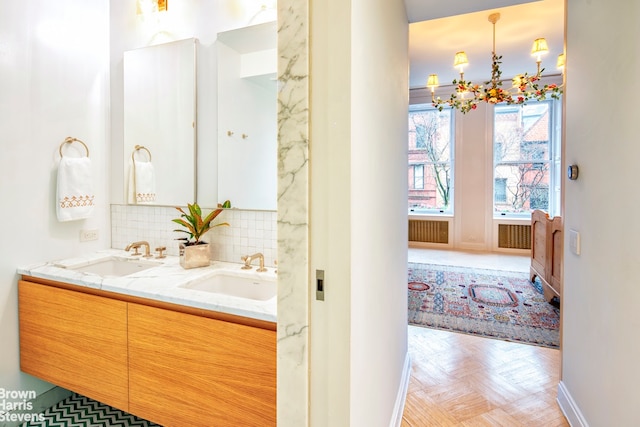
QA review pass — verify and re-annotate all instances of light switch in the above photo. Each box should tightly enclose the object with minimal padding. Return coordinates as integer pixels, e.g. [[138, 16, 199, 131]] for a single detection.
[[569, 229, 580, 255]]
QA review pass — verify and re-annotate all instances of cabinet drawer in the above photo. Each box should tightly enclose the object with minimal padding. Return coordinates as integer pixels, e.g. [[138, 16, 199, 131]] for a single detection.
[[18, 280, 129, 411], [128, 303, 276, 427]]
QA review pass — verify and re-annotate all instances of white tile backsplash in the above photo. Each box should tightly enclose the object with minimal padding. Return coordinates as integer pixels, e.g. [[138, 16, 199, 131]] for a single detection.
[[111, 205, 277, 266]]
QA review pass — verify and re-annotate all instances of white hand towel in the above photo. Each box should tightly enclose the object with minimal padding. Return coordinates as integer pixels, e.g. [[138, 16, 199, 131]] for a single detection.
[[56, 156, 95, 222], [128, 160, 156, 204]]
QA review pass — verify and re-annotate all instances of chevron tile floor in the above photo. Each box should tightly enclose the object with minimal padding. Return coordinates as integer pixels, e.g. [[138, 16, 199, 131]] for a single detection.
[[21, 393, 161, 427]]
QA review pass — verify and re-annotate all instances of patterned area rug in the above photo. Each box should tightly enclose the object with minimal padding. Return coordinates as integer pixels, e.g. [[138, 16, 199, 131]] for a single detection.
[[408, 263, 560, 348], [21, 393, 160, 427]]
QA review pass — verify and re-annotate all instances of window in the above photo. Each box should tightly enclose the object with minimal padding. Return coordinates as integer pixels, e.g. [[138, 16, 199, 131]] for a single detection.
[[493, 99, 561, 217], [408, 105, 454, 214], [494, 178, 507, 203], [529, 185, 549, 210], [413, 164, 424, 190]]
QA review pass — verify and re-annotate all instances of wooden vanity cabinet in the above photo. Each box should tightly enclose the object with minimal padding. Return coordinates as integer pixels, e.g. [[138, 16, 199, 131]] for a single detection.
[[18, 280, 129, 410], [128, 303, 276, 427], [18, 277, 276, 427]]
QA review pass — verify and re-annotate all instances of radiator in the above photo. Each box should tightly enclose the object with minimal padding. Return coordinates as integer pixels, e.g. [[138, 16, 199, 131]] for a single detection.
[[408, 220, 449, 244], [498, 224, 531, 249]]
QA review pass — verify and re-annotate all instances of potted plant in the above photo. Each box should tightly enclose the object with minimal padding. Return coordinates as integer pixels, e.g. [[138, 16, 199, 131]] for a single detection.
[[173, 202, 230, 269]]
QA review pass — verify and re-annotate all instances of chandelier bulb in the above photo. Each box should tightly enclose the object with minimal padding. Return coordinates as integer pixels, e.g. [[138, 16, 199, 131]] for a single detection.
[[426, 74, 439, 102], [453, 51, 468, 75], [531, 38, 549, 71]]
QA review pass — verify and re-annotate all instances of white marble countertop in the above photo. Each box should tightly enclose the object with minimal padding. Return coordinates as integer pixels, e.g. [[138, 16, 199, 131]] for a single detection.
[[17, 249, 277, 323]]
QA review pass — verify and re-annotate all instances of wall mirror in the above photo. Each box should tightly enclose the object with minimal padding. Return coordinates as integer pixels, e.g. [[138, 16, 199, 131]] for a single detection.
[[216, 22, 277, 211], [123, 38, 197, 206]]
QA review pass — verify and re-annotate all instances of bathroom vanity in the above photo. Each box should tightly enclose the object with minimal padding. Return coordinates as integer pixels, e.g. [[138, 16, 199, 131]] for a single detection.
[[17, 251, 276, 427]]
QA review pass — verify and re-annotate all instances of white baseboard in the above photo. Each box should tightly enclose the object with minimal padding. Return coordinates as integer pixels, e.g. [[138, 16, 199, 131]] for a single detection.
[[389, 352, 412, 427], [557, 381, 589, 427]]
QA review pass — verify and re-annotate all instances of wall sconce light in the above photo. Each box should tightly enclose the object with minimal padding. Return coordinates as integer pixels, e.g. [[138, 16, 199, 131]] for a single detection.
[[137, 0, 167, 15]]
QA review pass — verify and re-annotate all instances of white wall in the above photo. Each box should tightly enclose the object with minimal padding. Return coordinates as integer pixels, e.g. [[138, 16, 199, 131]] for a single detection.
[[0, 0, 110, 395], [309, 0, 409, 425], [350, 1, 409, 425], [309, 0, 352, 421], [561, 0, 640, 425]]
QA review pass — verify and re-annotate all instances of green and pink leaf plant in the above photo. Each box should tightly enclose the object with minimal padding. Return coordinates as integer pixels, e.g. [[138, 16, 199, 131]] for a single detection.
[[172, 202, 231, 245]]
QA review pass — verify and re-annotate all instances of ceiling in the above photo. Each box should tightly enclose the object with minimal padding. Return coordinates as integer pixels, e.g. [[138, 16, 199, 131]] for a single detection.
[[406, 0, 565, 90]]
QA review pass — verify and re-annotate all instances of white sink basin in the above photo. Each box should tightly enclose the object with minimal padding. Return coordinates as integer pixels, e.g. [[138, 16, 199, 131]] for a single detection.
[[180, 273, 276, 301], [64, 256, 161, 277]]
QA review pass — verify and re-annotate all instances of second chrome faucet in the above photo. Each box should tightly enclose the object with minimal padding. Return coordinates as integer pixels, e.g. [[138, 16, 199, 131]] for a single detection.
[[241, 253, 267, 272]]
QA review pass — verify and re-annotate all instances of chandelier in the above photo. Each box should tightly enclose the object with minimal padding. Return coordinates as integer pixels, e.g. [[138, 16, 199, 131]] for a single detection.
[[427, 13, 564, 114]]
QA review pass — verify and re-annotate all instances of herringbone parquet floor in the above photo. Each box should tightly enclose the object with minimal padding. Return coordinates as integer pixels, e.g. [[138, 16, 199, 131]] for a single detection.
[[402, 248, 568, 426]]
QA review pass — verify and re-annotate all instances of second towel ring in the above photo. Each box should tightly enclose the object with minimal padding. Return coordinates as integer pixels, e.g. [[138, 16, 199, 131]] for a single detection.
[[132, 145, 152, 162], [59, 137, 89, 158]]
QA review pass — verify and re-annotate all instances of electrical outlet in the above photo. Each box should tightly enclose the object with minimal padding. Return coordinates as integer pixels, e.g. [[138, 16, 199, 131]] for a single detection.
[[80, 229, 99, 242]]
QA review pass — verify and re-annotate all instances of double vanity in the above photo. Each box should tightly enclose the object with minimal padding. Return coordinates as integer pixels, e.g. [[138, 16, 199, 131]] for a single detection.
[[17, 250, 276, 426]]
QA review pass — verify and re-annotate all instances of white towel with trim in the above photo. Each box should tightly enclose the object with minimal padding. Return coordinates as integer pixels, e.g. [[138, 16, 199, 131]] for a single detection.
[[56, 156, 95, 222], [128, 160, 156, 204]]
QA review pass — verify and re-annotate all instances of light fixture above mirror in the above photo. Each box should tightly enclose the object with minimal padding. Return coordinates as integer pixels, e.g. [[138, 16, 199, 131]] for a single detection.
[[137, 0, 167, 15], [428, 12, 564, 114]]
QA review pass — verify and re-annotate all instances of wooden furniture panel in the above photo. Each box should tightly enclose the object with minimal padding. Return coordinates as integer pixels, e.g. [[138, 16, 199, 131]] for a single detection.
[[18, 280, 129, 410], [530, 210, 548, 280], [128, 303, 276, 427], [548, 216, 563, 297], [529, 210, 563, 302]]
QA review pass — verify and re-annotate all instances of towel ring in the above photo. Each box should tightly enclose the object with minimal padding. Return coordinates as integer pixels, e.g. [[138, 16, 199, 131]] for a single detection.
[[59, 137, 89, 158], [132, 145, 152, 162]]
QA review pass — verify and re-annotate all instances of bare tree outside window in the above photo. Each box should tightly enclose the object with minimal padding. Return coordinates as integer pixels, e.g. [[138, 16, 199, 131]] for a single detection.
[[408, 106, 453, 213]]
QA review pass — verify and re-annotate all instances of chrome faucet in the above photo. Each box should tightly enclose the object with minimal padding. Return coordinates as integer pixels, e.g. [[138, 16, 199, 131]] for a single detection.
[[241, 253, 267, 272], [125, 241, 152, 258]]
